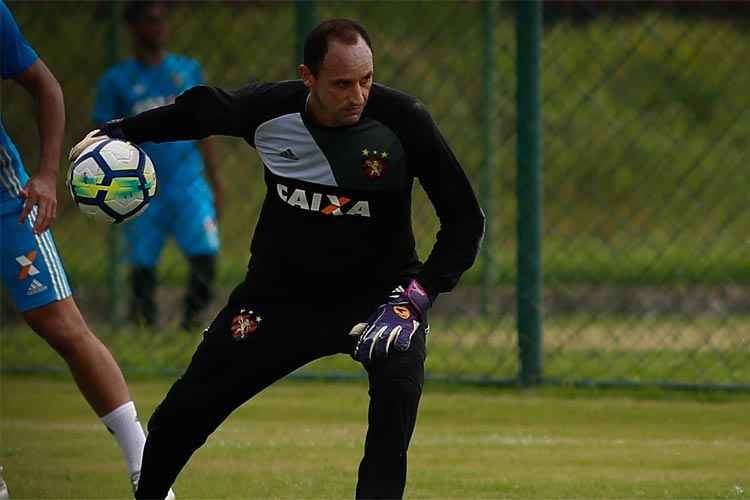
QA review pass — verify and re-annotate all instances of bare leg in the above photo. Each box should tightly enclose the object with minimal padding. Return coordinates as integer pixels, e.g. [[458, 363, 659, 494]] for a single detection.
[[22, 297, 129, 416], [22, 296, 156, 493]]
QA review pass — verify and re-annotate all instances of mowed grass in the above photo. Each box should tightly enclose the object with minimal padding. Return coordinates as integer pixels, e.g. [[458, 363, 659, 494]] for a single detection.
[[1, 376, 749, 499]]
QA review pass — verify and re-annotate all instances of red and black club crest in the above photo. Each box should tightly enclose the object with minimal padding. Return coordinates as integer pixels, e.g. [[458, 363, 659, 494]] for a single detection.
[[361, 148, 389, 179], [230, 308, 262, 341]]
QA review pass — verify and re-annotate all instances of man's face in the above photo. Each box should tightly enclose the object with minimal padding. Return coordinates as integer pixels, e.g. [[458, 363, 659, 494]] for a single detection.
[[300, 37, 374, 127], [130, 4, 168, 51]]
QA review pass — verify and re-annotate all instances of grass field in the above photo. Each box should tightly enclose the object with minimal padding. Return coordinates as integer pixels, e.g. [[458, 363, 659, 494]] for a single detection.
[[1, 376, 749, 499]]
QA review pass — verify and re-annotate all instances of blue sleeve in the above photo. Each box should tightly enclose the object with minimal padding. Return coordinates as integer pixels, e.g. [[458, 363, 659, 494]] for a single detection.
[[0, 1, 39, 79], [92, 71, 122, 125]]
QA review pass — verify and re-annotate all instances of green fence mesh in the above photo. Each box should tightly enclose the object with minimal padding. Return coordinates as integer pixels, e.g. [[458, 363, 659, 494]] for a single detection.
[[1, 1, 748, 388], [540, 2, 749, 387]]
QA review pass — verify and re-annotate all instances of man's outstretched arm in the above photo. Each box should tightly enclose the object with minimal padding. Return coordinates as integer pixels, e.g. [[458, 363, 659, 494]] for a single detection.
[[70, 84, 260, 161], [14, 58, 65, 234]]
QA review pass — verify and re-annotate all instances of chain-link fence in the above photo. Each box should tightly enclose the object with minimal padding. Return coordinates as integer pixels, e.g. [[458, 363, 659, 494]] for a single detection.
[[2, 1, 748, 389], [540, 1, 750, 388]]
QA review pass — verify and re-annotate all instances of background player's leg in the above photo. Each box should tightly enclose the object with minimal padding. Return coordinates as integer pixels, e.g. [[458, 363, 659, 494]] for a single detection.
[[131, 266, 157, 327], [183, 254, 215, 331], [171, 178, 219, 331], [123, 196, 166, 327], [135, 295, 327, 499], [355, 325, 427, 499]]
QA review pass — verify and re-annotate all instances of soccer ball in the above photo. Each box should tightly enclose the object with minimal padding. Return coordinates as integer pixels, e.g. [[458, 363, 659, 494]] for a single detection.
[[67, 139, 156, 223]]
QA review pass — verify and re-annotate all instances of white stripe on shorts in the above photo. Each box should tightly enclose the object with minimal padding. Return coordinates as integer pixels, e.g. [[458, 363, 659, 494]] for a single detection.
[[0, 146, 24, 198], [29, 207, 70, 300], [43, 228, 71, 297]]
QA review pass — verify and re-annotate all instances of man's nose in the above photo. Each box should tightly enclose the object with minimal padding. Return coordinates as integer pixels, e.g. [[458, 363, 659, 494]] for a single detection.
[[350, 84, 365, 105]]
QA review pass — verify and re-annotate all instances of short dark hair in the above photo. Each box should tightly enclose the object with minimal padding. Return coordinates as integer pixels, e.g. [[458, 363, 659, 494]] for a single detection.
[[123, 1, 167, 24], [303, 19, 372, 76]]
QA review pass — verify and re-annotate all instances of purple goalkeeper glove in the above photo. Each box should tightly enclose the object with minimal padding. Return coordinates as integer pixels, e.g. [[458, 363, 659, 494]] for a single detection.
[[350, 279, 431, 364]]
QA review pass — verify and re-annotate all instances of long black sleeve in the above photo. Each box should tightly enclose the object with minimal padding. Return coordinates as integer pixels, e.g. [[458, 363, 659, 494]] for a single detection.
[[407, 102, 486, 300], [118, 83, 272, 144], [362, 85, 485, 301]]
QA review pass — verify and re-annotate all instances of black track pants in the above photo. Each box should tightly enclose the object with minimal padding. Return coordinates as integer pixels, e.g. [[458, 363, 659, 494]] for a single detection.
[[135, 284, 426, 500]]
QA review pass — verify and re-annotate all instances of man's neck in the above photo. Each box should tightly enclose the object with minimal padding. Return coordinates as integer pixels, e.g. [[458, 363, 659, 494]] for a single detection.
[[305, 93, 337, 128], [134, 46, 165, 67]]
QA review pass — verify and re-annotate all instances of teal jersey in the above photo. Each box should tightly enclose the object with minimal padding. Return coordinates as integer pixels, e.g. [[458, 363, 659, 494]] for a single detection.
[[0, 0, 38, 214], [93, 53, 205, 191]]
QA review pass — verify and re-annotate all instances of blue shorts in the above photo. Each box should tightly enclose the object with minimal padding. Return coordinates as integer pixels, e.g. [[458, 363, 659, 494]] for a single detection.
[[1, 207, 72, 312], [123, 177, 219, 268]]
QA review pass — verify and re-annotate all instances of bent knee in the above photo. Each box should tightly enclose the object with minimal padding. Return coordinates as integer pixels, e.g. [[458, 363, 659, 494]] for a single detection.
[[24, 299, 94, 351]]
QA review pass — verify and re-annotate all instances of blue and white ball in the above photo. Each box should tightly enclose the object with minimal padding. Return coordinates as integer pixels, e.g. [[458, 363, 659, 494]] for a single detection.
[[67, 139, 157, 223]]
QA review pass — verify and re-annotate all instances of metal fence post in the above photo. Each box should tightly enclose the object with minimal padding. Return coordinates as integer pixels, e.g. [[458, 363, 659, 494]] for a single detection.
[[480, 0, 496, 316], [295, 1, 318, 67], [107, 0, 123, 329], [516, 0, 543, 385]]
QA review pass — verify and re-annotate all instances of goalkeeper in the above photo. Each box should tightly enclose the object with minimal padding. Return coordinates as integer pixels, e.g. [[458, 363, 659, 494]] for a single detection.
[[71, 18, 484, 500]]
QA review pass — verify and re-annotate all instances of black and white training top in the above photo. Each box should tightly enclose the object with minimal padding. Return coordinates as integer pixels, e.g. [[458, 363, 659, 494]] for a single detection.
[[117, 80, 485, 301]]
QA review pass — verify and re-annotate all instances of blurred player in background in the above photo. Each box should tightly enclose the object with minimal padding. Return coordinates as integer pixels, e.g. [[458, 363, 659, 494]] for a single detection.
[[93, 0, 222, 330], [0, 2, 173, 497], [72, 18, 484, 500]]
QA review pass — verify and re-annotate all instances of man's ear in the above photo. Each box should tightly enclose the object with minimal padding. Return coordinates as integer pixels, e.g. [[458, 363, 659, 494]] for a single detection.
[[298, 64, 314, 88]]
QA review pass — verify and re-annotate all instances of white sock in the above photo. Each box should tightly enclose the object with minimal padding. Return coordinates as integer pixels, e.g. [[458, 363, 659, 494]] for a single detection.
[[100, 401, 147, 476]]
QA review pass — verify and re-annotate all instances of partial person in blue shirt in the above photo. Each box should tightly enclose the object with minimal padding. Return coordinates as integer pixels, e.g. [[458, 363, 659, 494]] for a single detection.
[[93, 0, 222, 330], [0, 2, 169, 497]]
